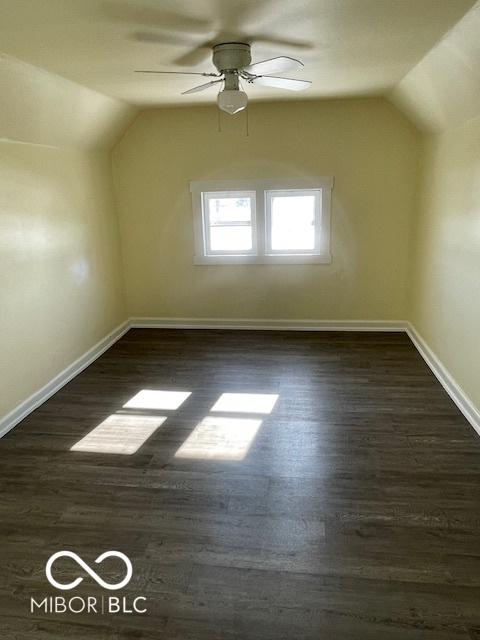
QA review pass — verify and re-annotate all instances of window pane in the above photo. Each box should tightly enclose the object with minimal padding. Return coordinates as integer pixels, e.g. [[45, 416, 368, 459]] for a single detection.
[[270, 195, 316, 251], [210, 225, 252, 251], [208, 196, 251, 224]]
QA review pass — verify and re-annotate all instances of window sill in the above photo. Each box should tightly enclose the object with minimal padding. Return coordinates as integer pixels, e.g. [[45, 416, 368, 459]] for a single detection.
[[194, 254, 332, 265]]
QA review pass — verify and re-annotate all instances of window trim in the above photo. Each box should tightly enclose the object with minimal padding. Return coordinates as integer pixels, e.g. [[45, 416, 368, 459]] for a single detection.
[[191, 177, 333, 265]]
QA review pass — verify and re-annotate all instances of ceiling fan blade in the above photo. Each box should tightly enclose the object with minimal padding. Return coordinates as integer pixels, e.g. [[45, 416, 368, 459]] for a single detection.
[[131, 31, 200, 46], [253, 35, 313, 51], [102, 2, 210, 33], [182, 79, 223, 95], [135, 70, 218, 77], [253, 76, 311, 91], [173, 45, 213, 68], [244, 56, 303, 76]]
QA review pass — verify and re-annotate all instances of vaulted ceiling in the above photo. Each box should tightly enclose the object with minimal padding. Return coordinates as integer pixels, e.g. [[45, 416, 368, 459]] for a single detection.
[[0, 0, 475, 110], [390, 2, 480, 131]]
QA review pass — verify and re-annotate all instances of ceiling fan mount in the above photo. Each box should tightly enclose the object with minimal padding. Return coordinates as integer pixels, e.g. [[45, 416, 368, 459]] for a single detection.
[[135, 42, 311, 115], [212, 42, 251, 73]]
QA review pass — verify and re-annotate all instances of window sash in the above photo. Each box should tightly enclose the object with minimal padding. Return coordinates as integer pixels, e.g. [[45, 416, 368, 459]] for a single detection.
[[202, 191, 256, 255], [265, 189, 322, 255]]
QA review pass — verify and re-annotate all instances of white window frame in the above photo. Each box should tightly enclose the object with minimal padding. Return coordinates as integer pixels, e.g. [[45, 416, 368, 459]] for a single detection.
[[201, 190, 257, 257], [191, 177, 333, 265], [265, 189, 322, 257]]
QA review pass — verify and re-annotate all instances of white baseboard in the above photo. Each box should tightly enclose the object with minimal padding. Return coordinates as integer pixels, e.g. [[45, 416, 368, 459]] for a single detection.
[[0, 321, 130, 439], [130, 317, 408, 332], [0, 317, 406, 439], [406, 323, 480, 436], [1, 317, 478, 440]]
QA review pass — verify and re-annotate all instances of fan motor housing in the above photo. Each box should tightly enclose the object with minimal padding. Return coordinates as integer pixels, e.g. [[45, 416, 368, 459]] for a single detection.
[[213, 43, 251, 72]]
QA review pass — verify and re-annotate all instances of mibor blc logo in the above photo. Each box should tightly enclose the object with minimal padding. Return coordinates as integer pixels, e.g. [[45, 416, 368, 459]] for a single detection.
[[46, 551, 132, 591], [30, 551, 147, 615]]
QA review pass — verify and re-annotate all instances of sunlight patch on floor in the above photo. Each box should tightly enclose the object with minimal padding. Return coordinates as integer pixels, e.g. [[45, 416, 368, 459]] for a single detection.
[[123, 389, 191, 411], [211, 393, 279, 415], [174, 416, 262, 461], [71, 414, 166, 455]]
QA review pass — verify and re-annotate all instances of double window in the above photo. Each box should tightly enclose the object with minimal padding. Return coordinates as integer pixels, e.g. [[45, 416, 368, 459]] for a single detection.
[[191, 178, 333, 264]]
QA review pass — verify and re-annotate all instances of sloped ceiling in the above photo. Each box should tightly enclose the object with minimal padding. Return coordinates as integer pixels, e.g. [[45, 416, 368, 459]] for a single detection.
[[0, 0, 478, 133], [389, 2, 480, 131], [0, 0, 474, 110], [0, 54, 135, 149]]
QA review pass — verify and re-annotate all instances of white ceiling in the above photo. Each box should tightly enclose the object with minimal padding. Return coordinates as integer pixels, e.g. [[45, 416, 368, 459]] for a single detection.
[[0, 0, 475, 107]]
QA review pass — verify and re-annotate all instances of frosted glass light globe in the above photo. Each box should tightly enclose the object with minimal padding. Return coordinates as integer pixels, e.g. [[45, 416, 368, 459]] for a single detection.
[[217, 89, 248, 115]]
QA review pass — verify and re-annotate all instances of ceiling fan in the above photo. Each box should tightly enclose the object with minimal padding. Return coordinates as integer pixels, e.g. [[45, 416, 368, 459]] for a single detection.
[[135, 42, 311, 115]]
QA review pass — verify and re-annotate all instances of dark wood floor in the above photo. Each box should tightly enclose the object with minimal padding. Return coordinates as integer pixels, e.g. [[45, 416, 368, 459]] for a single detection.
[[1, 329, 479, 639]]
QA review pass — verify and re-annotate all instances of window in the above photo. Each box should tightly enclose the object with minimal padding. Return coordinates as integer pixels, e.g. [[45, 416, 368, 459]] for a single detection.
[[203, 191, 256, 255], [266, 190, 320, 254], [191, 178, 333, 264]]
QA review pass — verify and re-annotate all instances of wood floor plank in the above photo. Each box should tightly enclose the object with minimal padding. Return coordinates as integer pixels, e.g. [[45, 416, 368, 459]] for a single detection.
[[0, 329, 479, 639]]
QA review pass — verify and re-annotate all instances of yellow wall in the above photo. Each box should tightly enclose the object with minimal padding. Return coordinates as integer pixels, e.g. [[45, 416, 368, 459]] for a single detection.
[[113, 98, 420, 320], [0, 55, 135, 420], [410, 114, 480, 411], [1, 52, 478, 429]]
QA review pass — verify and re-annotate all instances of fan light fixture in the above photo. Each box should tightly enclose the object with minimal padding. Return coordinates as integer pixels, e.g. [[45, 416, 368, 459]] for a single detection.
[[135, 43, 311, 115], [217, 89, 248, 115]]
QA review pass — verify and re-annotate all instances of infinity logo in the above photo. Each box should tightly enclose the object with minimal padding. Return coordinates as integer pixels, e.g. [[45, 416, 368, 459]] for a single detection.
[[46, 551, 133, 591]]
